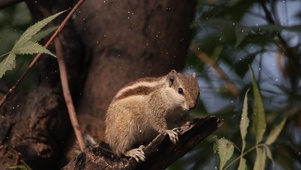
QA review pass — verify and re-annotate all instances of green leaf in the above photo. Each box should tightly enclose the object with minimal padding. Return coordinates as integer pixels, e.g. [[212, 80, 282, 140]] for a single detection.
[[265, 116, 287, 145], [0, 54, 16, 78], [214, 137, 234, 170], [237, 89, 249, 170], [0, 11, 64, 78], [32, 26, 59, 42], [250, 67, 266, 144], [8, 160, 32, 170], [15, 10, 65, 47], [255, 24, 301, 33], [13, 41, 56, 57], [237, 157, 247, 170], [253, 146, 266, 170], [213, 136, 218, 154], [265, 145, 275, 168], [240, 89, 250, 152]]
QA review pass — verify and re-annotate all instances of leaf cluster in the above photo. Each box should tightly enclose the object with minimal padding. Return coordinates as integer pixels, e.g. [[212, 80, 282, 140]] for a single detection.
[[214, 68, 287, 170]]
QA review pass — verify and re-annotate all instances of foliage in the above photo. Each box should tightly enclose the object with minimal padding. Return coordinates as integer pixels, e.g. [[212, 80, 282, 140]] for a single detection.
[[175, 0, 301, 169], [179, 0, 301, 169], [214, 70, 287, 170], [0, 10, 64, 78]]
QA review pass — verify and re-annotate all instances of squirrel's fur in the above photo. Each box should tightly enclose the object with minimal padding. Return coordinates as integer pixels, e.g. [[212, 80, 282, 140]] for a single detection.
[[104, 70, 200, 162]]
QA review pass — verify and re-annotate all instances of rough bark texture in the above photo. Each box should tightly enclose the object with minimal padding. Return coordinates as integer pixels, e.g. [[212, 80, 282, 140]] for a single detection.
[[0, 0, 83, 169], [0, 0, 210, 169]]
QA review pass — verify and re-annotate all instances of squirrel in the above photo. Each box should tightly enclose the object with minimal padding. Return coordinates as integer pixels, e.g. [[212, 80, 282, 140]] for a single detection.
[[104, 69, 200, 162]]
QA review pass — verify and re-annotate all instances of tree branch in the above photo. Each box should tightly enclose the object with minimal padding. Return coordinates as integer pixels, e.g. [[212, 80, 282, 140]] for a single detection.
[[54, 37, 85, 151], [63, 116, 223, 170]]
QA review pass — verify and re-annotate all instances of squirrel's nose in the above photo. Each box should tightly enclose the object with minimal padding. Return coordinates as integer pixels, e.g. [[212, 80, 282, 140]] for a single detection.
[[189, 102, 196, 110]]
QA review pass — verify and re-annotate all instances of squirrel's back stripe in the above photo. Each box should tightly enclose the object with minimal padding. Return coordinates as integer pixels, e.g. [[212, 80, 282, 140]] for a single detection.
[[113, 76, 165, 101], [114, 86, 156, 101]]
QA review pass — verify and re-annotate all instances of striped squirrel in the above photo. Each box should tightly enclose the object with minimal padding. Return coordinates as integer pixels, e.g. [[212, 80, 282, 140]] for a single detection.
[[105, 70, 200, 162]]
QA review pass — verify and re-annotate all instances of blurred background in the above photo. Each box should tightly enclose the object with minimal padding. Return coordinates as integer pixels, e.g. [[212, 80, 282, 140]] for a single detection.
[[1, 0, 301, 169]]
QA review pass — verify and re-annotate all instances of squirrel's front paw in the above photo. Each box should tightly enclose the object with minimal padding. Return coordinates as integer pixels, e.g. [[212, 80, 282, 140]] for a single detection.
[[166, 129, 179, 144], [125, 145, 146, 162]]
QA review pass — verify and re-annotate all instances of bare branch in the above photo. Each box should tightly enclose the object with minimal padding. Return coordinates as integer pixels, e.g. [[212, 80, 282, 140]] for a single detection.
[[54, 37, 85, 151]]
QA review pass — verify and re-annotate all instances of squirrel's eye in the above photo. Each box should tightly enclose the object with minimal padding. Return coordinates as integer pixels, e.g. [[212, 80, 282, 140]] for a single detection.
[[178, 88, 184, 94]]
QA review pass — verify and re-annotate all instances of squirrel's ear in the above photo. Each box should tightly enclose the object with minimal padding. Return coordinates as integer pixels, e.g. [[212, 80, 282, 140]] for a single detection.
[[192, 72, 196, 78], [167, 76, 174, 87], [169, 78, 174, 87], [170, 69, 177, 74], [167, 70, 176, 87]]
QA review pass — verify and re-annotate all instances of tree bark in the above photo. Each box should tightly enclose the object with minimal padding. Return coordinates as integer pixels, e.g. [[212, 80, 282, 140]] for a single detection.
[[0, 0, 83, 169], [0, 0, 199, 169], [74, 0, 197, 144]]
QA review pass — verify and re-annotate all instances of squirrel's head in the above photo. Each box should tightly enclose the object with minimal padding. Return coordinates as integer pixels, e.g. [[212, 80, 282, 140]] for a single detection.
[[165, 70, 200, 111]]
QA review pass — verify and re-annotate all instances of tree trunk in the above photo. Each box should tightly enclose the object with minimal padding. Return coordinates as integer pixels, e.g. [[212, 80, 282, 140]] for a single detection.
[[0, 0, 197, 169], [74, 0, 197, 143]]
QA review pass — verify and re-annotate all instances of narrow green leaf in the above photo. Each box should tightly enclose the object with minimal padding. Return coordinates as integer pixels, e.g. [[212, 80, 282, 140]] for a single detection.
[[13, 41, 56, 58], [254, 24, 301, 33], [15, 10, 65, 47], [32, 26, 59, 42], [265, 145, 275, 168], [240, 89, 250, 152], [8, 160, 32, 170], [238, 90, 249, 170], [237, 157, 247, 170], [253, 146, 266, 170], [0, 53, 16, 78], [213, 136, 218, 154], [250, 67, 266, 144], [265, 116, 287, 145], [8, 165, 27, 169], [214, 137, 234, 170]]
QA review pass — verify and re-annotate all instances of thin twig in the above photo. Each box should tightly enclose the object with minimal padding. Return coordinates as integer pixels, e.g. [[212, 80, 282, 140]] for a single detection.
[[190, 42, 240, 96], [0, 0, 86, 107], [54, 37, 85, 151]]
